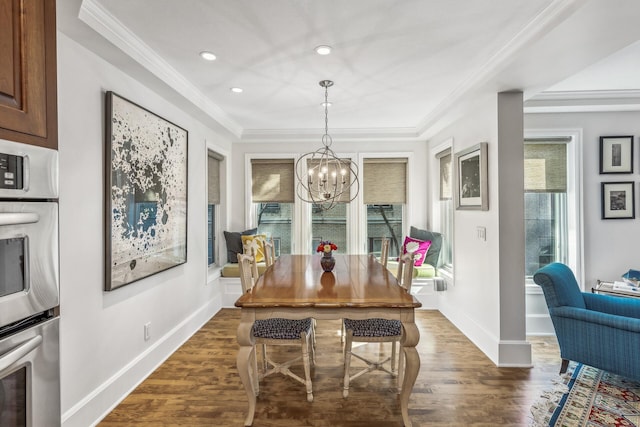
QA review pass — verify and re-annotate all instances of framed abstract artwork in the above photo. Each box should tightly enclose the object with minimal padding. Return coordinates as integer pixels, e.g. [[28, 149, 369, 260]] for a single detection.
[[601, 181, 635, 219], [104, 91, 188, 291], [454, 142, 488, 210], [599, 135, 633, 174]]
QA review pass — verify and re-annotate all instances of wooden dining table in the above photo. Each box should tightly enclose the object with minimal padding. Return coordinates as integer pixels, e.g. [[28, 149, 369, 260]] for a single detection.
[[235, 254, 422, 426]]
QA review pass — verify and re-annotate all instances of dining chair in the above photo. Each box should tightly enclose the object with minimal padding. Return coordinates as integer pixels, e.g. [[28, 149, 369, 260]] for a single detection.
[[236, 252, 316, 402], [340, 237, 393, 344], [342, 249, 415, 398]]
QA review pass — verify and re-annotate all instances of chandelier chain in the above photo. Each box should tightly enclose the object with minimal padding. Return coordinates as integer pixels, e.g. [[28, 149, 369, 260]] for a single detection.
[[324, 85, 329, 144]]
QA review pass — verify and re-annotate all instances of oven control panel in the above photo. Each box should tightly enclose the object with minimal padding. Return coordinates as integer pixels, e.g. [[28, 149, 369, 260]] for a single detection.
[[0, 153, 23, 190]]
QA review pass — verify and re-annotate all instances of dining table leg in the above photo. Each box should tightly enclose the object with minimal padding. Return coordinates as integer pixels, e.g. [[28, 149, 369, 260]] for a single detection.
[[400, 318, 420, 427], [237, 313, 257, 426]]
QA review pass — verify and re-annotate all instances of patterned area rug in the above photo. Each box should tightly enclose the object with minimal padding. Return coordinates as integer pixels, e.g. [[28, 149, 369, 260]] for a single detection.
[[530, 363, 640, 426]]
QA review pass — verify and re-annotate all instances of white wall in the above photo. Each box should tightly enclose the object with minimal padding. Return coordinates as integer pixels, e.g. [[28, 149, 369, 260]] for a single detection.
[[524, 110, 640, 330], [428, 93, 531, 367], [57, 33, 231, 426]]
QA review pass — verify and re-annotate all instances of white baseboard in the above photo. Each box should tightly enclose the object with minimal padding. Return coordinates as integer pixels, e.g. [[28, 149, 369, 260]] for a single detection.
[[438, 299, 533, 367], [62, 297, 222, 427]]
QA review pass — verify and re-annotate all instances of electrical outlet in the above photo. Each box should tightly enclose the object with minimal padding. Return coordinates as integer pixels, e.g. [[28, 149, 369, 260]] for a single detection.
[[144, 322, 151, 341]]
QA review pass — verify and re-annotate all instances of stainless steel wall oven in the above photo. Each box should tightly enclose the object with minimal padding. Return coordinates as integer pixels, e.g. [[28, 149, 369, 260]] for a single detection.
[[0, 139, 60, 426]]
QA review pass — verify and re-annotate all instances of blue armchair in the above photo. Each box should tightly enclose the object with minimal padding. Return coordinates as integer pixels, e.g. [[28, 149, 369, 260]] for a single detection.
[[533, 262, 640, 380]]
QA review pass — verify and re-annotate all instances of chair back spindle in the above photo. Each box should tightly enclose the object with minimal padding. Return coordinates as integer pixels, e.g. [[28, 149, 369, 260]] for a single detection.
[[264, 237, 276, 267], [396, 251, 415, 292], [379, 237, 389, 268]]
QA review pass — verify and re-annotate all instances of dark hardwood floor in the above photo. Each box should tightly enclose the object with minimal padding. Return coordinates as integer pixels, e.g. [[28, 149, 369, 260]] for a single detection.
[[99, 309, 560, 426]]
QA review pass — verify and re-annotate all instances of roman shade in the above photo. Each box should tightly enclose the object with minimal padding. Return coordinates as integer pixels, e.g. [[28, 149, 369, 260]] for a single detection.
[[207, 151, 222, 204], [251, 159, 295, 203], [363, 158, 407, 204], [436, 149, 452, 200], [524, 139, 568, 193]]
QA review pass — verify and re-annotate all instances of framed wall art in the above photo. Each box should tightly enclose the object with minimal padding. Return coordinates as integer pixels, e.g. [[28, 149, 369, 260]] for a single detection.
[[454, 142, 488, 210], [601, 181, 635, 219], [599, 135, 633, 174], [105, 91, 188, 291]]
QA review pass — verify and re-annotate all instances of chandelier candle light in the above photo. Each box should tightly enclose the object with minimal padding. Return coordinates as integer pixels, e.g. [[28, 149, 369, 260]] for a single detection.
[[295, 80, 359, 211]]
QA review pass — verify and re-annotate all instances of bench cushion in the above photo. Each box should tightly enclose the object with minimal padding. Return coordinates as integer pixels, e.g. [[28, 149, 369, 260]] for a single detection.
[[222, 262, 268, 277], [386, 261, 436, 278]]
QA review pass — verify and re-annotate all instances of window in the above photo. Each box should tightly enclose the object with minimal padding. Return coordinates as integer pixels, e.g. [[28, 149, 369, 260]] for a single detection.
[[524, 138, 569, 277], [436, 149, 453, 268], [312, 203, 347, 253], [251, 159, 294, 255], [363, 158, 407, 259], [207, 151, 222, 266]]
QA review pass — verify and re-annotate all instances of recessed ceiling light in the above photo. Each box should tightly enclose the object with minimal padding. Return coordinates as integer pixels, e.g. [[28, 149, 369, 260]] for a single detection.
[[315, 45, 332, 55], [321, 102, 332, 107], [230, 87, 243, 93], [199, 51, 216, 61]]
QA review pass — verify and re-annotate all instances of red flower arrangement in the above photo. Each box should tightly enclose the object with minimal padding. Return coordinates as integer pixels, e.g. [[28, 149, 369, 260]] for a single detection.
[[316, 240, 337, 254]]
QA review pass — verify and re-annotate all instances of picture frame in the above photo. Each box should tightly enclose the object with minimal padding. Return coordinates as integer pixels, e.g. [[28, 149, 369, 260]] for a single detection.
[[601, 181, 635, 219], [599, 135, 633, 174], [454, 142, 488, 210], [104, 91, 188, 291]]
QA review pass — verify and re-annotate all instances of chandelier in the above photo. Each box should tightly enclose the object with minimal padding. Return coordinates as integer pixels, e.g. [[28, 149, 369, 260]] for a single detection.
[[295, 80, 359, 211]]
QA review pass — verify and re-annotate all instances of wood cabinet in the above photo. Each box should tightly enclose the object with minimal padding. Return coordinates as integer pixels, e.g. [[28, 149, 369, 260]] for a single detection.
[[0, 0, 57, 149]]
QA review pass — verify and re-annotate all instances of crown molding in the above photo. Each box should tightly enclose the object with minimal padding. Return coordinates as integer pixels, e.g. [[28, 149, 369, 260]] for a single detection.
[[524, 89, 640, 113], [239, 127, 423, 143], [79, 0, 243, 138], [415, 0, 585, 138], [530, 89, 640, 100]]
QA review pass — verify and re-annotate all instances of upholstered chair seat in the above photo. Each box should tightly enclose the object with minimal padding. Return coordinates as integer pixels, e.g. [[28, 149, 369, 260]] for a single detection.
[[343, 318, 402, 337], [253, 318, 313, 340]]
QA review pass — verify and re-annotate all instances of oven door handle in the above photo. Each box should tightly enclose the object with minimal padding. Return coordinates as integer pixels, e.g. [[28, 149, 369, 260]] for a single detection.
[[0, 335, 43, 375], [0, 212, 40, 226]]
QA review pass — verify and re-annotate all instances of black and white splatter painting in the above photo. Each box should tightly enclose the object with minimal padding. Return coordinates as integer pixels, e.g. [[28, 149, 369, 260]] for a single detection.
[[105, 92, 187, 290]]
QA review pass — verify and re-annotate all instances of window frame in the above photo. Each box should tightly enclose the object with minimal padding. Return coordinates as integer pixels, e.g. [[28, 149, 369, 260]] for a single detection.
[[358, 152, 412, 255], [523, 129, 583, 288], [430, 139, 454, 276], [246, 153, 299, 253], [206, 144, 228, 276], [244, 152, 413, 256]]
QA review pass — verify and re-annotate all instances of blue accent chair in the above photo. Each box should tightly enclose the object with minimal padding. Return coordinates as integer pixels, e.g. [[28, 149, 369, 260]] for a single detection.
[[533, 262, 640, 380]]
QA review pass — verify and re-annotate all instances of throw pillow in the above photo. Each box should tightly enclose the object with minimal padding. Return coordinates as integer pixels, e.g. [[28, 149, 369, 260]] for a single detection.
[[223, 228, 257, 263], [410, 226, 442, 267], [401, 236, 431, 267], [241, 234, 267, 263]]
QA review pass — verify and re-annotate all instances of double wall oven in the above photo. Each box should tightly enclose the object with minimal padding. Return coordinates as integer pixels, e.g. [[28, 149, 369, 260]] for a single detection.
[[0, 139, 60, 426]]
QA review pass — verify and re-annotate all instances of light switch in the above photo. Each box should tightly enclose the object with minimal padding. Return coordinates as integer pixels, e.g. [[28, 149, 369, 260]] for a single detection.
[[477, 226, 486, 241]]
